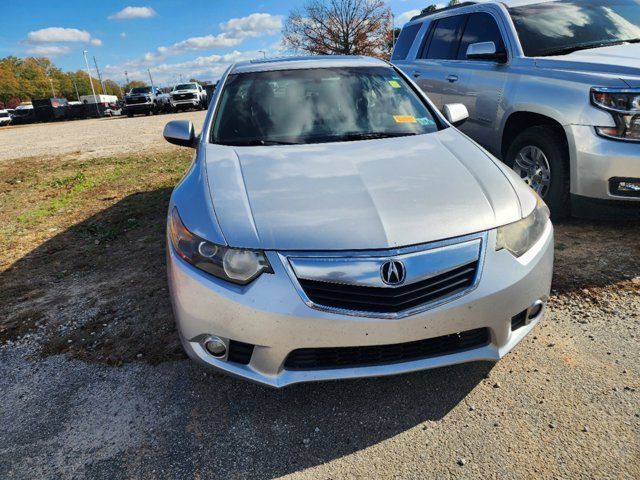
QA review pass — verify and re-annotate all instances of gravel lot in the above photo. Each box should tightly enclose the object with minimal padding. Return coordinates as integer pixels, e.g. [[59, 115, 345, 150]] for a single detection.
[[0, 115, 638, 479], [0, 110, 207, 162]]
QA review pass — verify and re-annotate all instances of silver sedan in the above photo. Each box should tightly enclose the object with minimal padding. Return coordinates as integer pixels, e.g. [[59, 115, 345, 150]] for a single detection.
[[163, 55, 553, 387]]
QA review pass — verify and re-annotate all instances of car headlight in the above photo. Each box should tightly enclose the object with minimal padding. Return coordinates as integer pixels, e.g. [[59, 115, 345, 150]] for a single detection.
[[168, 207, 272, 285], [496, 195, 550, 257], [591, 88, 640, 142]]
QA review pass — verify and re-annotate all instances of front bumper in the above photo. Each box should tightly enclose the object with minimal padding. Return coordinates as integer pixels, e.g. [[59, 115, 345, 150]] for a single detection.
[[566, 125, 640, 202], [171, 98, 199, 108], [167, 225, 554, 388], [123, 102, 154, 113]]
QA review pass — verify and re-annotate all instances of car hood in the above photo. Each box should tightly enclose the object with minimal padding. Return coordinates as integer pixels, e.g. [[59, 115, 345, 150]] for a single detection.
[[536, 43, 640, 87], [203, 129, 524, 250]]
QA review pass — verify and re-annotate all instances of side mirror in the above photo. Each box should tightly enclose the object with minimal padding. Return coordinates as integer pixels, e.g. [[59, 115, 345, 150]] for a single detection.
[[163, 120, 196, 148], [443, 103, 469, 127], [466, 41, 507, 62]]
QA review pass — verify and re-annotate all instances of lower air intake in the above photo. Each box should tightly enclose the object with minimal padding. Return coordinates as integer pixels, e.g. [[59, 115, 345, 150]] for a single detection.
[[284, 328, 490, 370]]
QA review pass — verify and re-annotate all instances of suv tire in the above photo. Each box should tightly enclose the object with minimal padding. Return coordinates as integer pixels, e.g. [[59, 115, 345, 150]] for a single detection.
[[505, 126, 570, 219]]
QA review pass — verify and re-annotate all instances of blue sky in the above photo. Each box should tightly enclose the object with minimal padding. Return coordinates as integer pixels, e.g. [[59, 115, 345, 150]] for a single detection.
[[1, 1, 435, 86]]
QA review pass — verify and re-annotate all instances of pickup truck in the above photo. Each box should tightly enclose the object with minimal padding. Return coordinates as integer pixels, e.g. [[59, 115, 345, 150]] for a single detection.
[[169, 83, 207, 111], [392, 0, 640, 217], [123, 86, 168, 116]]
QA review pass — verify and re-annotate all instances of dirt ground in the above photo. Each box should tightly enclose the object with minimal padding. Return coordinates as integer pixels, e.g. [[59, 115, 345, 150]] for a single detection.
[[0, 114, 638, 479], [0, 110, 207, 162]]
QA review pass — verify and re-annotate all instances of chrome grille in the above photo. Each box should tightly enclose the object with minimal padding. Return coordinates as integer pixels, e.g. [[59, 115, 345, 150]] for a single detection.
[[298, 261, 478, 314], [283, 234, 485, 318]]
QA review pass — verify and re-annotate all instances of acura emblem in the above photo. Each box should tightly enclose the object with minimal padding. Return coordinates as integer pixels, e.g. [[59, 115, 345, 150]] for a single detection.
[[381, 260, 406, 285]]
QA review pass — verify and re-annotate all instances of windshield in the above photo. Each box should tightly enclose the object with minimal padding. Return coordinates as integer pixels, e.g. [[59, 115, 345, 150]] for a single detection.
[[509, 0, 640, 57], [130, 87, 152, 94], [174, 83, 197, 90], [211, 66, 440, 146]]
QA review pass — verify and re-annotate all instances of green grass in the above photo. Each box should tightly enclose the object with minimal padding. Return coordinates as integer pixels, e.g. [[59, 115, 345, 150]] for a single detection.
[[2, 152, 192, 247]]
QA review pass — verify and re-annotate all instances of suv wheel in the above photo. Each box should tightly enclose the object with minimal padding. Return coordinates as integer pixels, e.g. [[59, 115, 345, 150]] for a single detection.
[[506, 126, 570, 219]]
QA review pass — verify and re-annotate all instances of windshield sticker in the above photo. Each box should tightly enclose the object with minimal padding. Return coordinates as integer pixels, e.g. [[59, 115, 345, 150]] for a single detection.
[[393, 115, 417, 124], [416, 117, 435, 126], [388, 80, 402, 89]]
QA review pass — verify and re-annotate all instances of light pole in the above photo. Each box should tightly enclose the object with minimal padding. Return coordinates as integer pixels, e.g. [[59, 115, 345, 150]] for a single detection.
[[83, 50, 100, 116], [258, 50, 266, 59], [49, 78, 55, 97], [73, 79, 80, 101]]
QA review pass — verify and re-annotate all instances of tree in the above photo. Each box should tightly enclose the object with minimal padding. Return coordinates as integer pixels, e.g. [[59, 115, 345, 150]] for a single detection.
[[283, 0, 393, 58], [420, 5, 439, 15], [0, 61, 20, 107], [124, 80, 146, 92]]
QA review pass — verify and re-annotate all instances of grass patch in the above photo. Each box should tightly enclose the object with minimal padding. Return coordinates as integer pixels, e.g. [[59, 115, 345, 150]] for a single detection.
[[0, 151, 192, 260]]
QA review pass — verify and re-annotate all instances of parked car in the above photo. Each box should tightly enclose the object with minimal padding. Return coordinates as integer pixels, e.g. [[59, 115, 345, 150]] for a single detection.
[[32, 97, 69, 122], [0, 109, 11, 127], [392, 0, 640, 217], [123, 86, 166, 116], [156, 91, 173, 113], [10, 104, 35, 125], [170, 82, 207, 111], [162, 56, 553, 387], [80, 94, 120, 117]]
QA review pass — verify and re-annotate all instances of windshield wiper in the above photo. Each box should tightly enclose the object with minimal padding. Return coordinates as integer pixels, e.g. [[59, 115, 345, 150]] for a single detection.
[[539, 39, 638, 57], [333, 132, 418, 142], [225, 139, 300, 146]]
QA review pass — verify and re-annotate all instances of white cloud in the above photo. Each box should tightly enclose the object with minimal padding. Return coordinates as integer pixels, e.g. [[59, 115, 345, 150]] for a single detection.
[[27, 27, 93, 43], [220, 12, 282, 38], [144, 12, 282, 61], [120, 32, 127, 39], [26, 45, 71, 57], [90, 38, 102, 46], [104, 49, 276, 85], [108, 6, 157, 20]]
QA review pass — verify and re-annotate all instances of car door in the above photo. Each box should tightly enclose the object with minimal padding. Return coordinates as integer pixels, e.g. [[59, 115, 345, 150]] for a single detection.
[[411, 14, 467, 110], [445, 12, 510, 154]]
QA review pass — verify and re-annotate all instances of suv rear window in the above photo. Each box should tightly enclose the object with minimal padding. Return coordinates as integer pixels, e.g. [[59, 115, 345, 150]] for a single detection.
[[392, 23, 422, 60], [423, 15, 466, 60], [457, 12, 505, 59]]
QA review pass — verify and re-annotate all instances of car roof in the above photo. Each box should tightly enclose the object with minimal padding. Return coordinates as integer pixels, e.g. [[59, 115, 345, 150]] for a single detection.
[[231, 55, 390, 74], [406, 0, 555, 22]]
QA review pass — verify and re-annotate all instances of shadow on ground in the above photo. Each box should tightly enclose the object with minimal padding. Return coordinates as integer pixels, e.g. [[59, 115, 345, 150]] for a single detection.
[[1, 188, 638, 365]]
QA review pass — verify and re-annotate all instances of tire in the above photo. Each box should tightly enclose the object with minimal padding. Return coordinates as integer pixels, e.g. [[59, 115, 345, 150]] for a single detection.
[[505, 125, 570, 219], [127, 113, 133, 118]]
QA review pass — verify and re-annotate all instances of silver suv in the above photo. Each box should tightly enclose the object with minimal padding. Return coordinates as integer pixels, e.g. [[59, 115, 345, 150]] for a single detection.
[[393, 0, 640, 217]]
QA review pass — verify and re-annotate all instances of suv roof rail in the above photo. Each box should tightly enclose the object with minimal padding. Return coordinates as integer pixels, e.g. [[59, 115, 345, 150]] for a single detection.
[[410, 2, 477, 21]]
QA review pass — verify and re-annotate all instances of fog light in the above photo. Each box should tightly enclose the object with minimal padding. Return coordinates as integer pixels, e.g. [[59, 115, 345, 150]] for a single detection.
[[527, 300, 544, 320], [204, 336, 227, 358], [609, 177, 640, 198]]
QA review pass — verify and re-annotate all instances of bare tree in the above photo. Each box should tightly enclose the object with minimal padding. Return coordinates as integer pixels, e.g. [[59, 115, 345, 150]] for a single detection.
[[282, 0, 393, 58]]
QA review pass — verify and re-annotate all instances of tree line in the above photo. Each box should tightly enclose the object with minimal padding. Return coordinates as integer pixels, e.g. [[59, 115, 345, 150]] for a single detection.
[[0, 56, 145, 109]]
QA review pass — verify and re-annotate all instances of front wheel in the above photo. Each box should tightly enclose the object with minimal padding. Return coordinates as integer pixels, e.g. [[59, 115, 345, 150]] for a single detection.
[[505, 126, 570, 219]]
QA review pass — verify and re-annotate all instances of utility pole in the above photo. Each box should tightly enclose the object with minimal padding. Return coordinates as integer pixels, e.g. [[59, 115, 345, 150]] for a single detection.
[[93, 56, 106, 95], [147, 69, 155, 90], [49, 78, 55, 97], [83, 50, 100, 116], [73, 79, 80, 101], [391, 13, 396, 51]]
